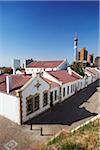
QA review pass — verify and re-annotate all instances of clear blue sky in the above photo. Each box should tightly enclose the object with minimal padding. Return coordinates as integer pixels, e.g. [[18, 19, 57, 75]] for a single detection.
[[0, 1, 99, 67]]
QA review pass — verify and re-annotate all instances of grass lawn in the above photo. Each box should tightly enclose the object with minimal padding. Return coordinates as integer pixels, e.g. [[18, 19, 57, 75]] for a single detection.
[[43, 119, 100, 150]]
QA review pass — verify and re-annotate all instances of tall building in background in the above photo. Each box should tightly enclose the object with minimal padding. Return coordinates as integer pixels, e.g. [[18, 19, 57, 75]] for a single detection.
[[73, 33, 94, 67], [79, 48, 88, 63], [95, 56, 100, 68], [87, 53, 94, 65], [78, 51, 80, 61], [12, 59, 20, 74], [74, 33, 78, 61], [87, 54, 91, 63]]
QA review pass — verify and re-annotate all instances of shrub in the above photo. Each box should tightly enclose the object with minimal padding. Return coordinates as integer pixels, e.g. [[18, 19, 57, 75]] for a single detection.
[[60, 142, 85, 150]]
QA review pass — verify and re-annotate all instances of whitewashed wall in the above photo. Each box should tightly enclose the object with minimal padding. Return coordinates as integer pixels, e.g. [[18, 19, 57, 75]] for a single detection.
[[16, 70, 24, 74], [0, 92, 20, 124], [81, 78, 86, 89], [21, 76, 50, 122], [61, 79, 85, 102], [26, 67, 57, 75], [43, 72, 85, 102], [45, 68, 57, 71], [25, 60, 68, 74], [87, 76, 92, 85], [61, 81, 75, 101]]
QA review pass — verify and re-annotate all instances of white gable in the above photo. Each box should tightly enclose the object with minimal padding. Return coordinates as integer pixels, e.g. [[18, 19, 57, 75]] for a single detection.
[[22, 76, 50, 97], [21, 76, 50, 122]]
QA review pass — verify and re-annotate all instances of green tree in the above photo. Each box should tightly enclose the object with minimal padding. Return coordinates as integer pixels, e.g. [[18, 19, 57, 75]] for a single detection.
[[71, 62, 85, 77], [2, 67, 13, 74]]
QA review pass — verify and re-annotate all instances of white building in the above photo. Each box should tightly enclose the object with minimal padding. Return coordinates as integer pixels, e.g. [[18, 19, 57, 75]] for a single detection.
[[85, 67, 100, 85], [0, 67, 99, 125], [0, 74, 59, 124], [43, 68, 84, 102], [25, 59, 69, 75], [16, 69, 25, 75]]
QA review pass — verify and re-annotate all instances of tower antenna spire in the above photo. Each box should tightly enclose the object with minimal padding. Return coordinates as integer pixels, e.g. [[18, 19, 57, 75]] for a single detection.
[[74, 32, 78, 61], [75, 32, 77, 38]]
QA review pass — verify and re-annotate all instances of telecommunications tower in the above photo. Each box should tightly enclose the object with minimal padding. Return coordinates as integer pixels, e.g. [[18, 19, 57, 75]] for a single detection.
[[74, 32, 78, 61]]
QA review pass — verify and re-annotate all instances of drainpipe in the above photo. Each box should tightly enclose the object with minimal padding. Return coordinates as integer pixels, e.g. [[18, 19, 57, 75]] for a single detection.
[[16, 91, 22, 125]]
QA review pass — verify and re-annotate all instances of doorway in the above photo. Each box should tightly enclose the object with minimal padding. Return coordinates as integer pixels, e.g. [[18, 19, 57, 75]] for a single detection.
[[50, 92, 53, 107]]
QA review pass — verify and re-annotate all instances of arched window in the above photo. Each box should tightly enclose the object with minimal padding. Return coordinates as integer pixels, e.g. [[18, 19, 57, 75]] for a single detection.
[[43, 91, 48, 107], [33, 93, 40, 111], [26, 95, 33, 115]]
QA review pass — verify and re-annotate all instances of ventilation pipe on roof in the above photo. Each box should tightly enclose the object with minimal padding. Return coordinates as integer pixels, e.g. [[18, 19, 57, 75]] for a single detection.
[[67, 67, 72, 75], [24, 71, 26, 76], [36, 71, 43, 77], [6, 75, 12, 94], [13, 68, 16, 75], [32, 72, 36, 77]]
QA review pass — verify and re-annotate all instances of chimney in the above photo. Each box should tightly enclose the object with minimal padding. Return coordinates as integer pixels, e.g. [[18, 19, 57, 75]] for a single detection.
[[67, 67, 72, 75], [24, 71, 26, 76], [13, 67, 16, 75], [6, 75, 12, 94]]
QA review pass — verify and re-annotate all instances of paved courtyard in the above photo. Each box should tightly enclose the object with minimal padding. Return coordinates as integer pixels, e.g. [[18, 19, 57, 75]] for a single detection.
[[0, 80, 99, 150]]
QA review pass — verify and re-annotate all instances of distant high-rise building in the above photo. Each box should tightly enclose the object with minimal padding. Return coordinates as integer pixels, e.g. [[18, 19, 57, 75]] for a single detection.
[[12, 59, 20, 74], [95, 56, 100, 68], [87, 54, 90, 63], [78, 51, 80, 61], [74, 33, 78, 61], [87, 53, 94, 65], [79, 48, 88, 63]]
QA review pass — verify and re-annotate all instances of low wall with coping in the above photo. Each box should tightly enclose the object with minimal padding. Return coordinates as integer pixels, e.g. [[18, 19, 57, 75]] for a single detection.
[[71, 114, 100, 133]]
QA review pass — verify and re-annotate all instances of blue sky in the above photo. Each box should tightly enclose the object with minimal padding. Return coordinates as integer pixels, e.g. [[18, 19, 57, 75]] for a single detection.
[[0, 1, 99, 67]]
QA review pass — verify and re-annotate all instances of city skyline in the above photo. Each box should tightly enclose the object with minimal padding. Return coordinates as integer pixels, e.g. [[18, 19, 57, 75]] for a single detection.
[[0, 1, 99, 67]]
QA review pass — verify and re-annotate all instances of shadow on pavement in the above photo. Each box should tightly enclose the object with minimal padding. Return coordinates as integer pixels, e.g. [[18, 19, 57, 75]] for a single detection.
[[25, 80, 99, 126]]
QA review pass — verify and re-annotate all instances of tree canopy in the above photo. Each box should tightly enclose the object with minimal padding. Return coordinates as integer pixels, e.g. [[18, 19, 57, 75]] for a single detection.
[[71, 62, 85, 77]]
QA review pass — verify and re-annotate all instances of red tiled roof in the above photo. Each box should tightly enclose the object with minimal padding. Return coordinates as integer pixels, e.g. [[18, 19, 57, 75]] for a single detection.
[[27, 60, 64, 68], [42, 77, 60, 88], [48, 70, 81, 84], [0, 73, 9, 84], [86, 68, 99, 75], [0, 74, 31, 95], [71, 71, 82, 79]]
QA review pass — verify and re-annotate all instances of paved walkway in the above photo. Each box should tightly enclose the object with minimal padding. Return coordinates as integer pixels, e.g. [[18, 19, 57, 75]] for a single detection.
[[0, 80, 99, 150]]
